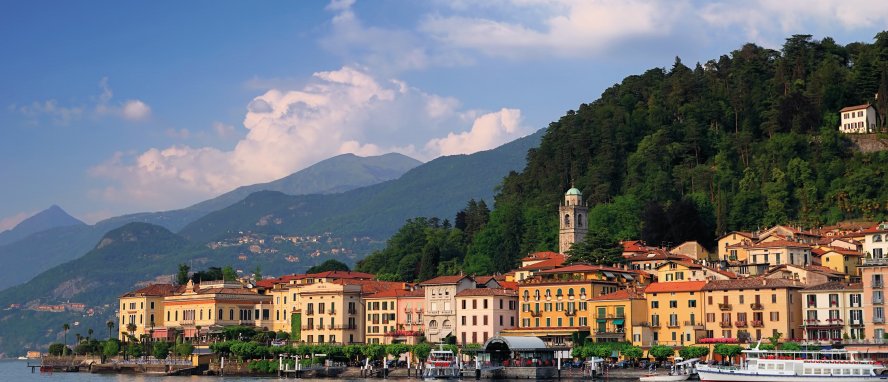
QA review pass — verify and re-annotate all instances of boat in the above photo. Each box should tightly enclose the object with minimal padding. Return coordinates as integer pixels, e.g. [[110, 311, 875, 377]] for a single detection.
[[640, 358, 699, 381], [696, 343, 888, 381], [422, 346, 460, 380]]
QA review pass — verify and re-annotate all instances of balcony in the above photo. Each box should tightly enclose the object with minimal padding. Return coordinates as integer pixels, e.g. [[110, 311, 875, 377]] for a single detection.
[[306, 310, 315, 316], [565, 310, 576, 316], [180, 319, 195, 326], [594, 330, 625, 339], [301, 326, 312, 331], [875, 297, 884, 305], [803, 319, 820, 326], [850, 319, 864, 326], [751, 320, 764, 328], [530, 311, 542, 317], [719, 303, 732, 311], [875, 317, 885, 324], [874, 281, 885, 288], [862, 258, 888, 266], [649, 321, 661, 328], [315, 325, 324, 330], [328, 309, 336, 315], [684, 321, 704, 329], [667, 322, 680, 328], [826, 318, 844, 325], [735, 321, 748, 328], [750, 303, 764, 310], [719, 321, 732, 328]]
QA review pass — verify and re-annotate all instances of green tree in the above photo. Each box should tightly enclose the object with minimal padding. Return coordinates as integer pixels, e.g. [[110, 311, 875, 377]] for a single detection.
[[362, 343, 386, 362], [177, 263, 190, 285], [48, 343, 69, 356], [102, 340, 120, 358], [679, 346, 709, 359], [222, 266, 238, 281], [648, 345, 675, 361], [307, 259, 350, 274], [412, 343, 432, 363], [621, 346, 644, 362], [153, 341, 170, 359], [565, 230, 624, 265], [62, 323, 70, 353], [714, 344, 743, 364], [106, 320, 115, 340], [175, 342, 194, 357]]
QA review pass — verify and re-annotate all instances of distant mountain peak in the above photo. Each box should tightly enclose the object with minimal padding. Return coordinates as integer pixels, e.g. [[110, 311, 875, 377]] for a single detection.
[[0, 205, 85, 246]]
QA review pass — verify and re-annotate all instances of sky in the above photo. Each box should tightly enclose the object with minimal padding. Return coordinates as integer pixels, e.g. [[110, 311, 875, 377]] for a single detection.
[[1, 0, 887, 230]]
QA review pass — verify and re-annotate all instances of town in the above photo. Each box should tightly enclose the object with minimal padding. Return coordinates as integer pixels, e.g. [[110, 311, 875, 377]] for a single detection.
[[113, 185, 888, 374]]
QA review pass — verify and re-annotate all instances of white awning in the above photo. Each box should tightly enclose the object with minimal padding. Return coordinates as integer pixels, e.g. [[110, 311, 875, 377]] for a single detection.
[[623, 274, 634, 280], [602, 272, 615, 278]]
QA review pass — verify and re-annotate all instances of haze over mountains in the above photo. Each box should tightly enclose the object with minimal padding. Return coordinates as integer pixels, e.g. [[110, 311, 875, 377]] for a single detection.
[[0, 152, 422, 290]]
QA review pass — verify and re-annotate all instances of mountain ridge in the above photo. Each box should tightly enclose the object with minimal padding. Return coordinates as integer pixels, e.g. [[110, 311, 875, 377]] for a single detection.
[[0, 205, 84, 246]]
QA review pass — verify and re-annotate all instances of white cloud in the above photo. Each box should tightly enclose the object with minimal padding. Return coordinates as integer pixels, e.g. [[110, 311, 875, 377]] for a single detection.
[[15, 100, 84, 125], [90, 66, 528, 211], [212, 122, 236, 138], [122, 100, 151, 120], [0, 211, 35, 232], [419, 0, 689, 58]]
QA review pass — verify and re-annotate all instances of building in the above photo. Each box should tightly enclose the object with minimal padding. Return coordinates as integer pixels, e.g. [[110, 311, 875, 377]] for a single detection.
[[559, 187, 588, 254], [747, 240, 813, 268], [764, 264, 844, 286], [455, 288, 518, 345], [513, 252, 566, 282], [627, 250, 694, 275], [859, 255, 888, 340], [364, 288, 425, 345], [655, 260, 736, 282], [298, 281, 366, 344], [812, 247, 862, 279], [421, 275, 476, 343], [644, 281, 706, 347], [159, 280, 272, 340], [588, 288, 647, 345], [717, 231, 755, 261], [862, 223, 888, 259], [670, 241, 711, 261], [801, 281, 864, 342], [839, 104, 878, 134], [117, 284, 177, 340], [702, 278, 803, 343]]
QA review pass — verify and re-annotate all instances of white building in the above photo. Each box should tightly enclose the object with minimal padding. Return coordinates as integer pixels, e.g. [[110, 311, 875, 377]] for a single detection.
[[862, 222, 888, 259], [839, 104, 877, 134], [801, 281, 864, 342]]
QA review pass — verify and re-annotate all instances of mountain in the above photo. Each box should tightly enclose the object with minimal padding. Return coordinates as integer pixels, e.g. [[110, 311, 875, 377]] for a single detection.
[[0, 153, 421, 291], [0, 223, 194, 356], [179, 129, 543, 243], [0, 205, 84, 246]]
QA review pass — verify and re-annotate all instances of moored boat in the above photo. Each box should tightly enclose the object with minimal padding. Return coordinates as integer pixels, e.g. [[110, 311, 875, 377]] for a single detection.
[[422, 346, 460, 380], [696, 344, 887, 381]]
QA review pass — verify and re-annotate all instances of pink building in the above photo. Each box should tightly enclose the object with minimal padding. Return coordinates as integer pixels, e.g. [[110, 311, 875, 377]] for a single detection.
[[364, 288, 425, 344], [455, 288, 519, 345]]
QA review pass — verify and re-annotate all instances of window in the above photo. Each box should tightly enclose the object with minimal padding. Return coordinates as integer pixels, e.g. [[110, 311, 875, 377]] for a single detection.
[[770, 312, 780, 321], [651, 301, 659, 308], [772, 294, 777, 304], [688, 300, 697, 308], [564, 214, 570, 227], [669, 300, 677, 308]]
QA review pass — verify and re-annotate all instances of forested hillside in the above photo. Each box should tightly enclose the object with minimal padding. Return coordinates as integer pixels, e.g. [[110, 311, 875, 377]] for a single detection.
[[358, 33, 888, 279]]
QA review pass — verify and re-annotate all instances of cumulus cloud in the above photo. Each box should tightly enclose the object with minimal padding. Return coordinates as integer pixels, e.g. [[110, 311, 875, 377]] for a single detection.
[[14, 100, 84, 125], [90, 66, 528, 211], [122, 100, 151, 120], [13, 77, 150, 125]]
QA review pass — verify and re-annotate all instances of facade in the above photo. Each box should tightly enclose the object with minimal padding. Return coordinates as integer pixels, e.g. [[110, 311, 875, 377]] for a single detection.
[[814, 247, 862, 278], [364, 288, 425, 344], [160, 280, 273, 340], [717, 231, 755, 261], [859, 256, 888, 340], [702, 278, 803, 343], [746, 240, 812, 268], [800, 281, 864, 342], [588, 288, 647, 345], [644, 281, 706, 347], [839, 104, 878, 134], [421, 275, 476, 343], [862, 223, 888, 259], [764, 264, 844, 286], [513, 252, 565, 282], [558, 187, 587, 254], [298, 281, 364, 344], [118, 284, 177, 340], [455, 288, 518, 345], [655, 260, 736, 282], [670, 241, 711, 261]]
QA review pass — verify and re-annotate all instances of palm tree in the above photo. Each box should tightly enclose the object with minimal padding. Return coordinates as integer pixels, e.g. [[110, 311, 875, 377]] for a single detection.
[[87, 328, 94, 340], [62, 323, 70, 355], [107, 320, 115, 340]]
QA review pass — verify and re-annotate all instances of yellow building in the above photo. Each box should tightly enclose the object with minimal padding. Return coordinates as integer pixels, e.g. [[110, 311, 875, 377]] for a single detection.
[[297, 279, 401, 345], [118, 284, 177, 340], [701, 278, 803, 343], [644, 281, 706, 347], [670, 241, 711, 261], [813, 247, 862, 279], [588, 288, 647, 345], [717, 231, 755, 261], [160, 280, 272, 340], [655, 260, 736, 282]]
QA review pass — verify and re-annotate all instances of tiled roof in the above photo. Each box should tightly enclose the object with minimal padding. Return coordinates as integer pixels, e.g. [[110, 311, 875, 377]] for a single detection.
[[749, 240, 811, 249], [455, 288, 517, 297], [499, 281, 519, 291], [589, 288, 645, 301], [702, 278, 802, 291], [520, 251, 563, 261], [622, 240, 652, 253], [803, 281, 862, 291], [517, 257, 565, 271], [120, 283, 178, 298], [419, 275, 471, 285], [655, 260, 702, 270], [704, 266, 737, 279], [307, 270, 375, 279], [191, 287, 264, 295], [366, 288, 425, 299], [538, 264, 632, 275], [626, 250, 693, 262], [644, 281, 707, 293], [717, 231, 755, 240], [474, 275, 498, 285], [840, 104, 872, 112], [819, 247, 863, 256]]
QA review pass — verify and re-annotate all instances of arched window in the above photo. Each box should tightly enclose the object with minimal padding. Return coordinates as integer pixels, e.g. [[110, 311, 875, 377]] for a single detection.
[[568, 288, 575, 296], [545, 290, 552, 297], [429, 320, 438, 329], [564, 214, 571, 227], [534, 290, 541, 300], [229, 309, 234, 321], [219, 309, 223, 320], [875, 234, 883, 242], [556, 289, 563, 296], [443, 320, 452, 328], [577, 214, 583, 227], [580, 288, 587, 298], [523, 290, 530, 300]]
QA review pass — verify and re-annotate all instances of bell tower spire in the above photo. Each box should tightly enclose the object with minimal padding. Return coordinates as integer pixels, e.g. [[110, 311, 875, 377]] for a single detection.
[[559, 186, 588, 254]]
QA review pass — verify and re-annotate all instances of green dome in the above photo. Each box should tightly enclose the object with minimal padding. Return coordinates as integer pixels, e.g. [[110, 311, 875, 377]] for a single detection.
[[565, 187, 582, 196]]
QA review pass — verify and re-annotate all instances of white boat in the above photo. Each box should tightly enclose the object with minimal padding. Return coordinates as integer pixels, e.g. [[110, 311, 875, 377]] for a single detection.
[[640, 358, 699, 381], [422, 347, 460, 380], [696, 344, 888, 381]]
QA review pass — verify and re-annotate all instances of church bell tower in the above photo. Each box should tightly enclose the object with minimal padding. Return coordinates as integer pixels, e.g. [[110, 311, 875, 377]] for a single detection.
[[559, 187, 588, 254]]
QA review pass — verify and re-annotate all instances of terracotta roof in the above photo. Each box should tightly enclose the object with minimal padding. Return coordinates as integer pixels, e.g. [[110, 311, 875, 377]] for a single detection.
[[749, 240, 811, 249], [622, 240, 653, 253], [803, 281, 862, 291], [520, 251, 563, 261], [805, 264, 844, 275], [516, 257, 565, 271], [644, 281, 707, 293], [330, 279, 407, 294], [655, 260, 702, 270], [704, 266, 737, 279], [498, 281, 519, 291], [366, 288, 425, 299], [419, 275, 471, 285], [307, 270, 375, 279], [717, 231, 755, 240], [455, 288, 517, 297], [474, 275, 498, 285], [840, 104, 872, 112], [589, 288, 645, 301], [121, 283, 178, 298], [819, 247, 863, 256], [627, 251, 694, 262], [191, 287, 265, 295], [703, 278, 803, 291], [538, 264, 633, 275]]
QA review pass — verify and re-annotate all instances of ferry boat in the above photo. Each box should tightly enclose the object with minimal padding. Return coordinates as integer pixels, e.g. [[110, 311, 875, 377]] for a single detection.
[[422, 347, 460, 380], [696, 344, 888, 381], [640, 358, 699, 381]]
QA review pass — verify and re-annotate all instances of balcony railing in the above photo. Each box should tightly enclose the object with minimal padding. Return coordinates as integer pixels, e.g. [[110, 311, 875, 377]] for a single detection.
[[684, 321, 704, 329], [565, 310, 576, 316], [306, 310, 314, 316], [594, 330, 625, 338], [315, 325, 324, 330], [735, 321, 748, 327], [875, 317, 885, 323], [530, 311, 542, 317], [874, 281, 885, 288], [826, 318, 844, 324], [328, 309, 336, 315], [719, 321, 732, 328], [667, 322, 680, 328], [803, 319, 820, 326], [862, 258, 888, 266], [750, 303, 764, 310], [751, 320, 764, 328], [850, 319, 863, 326], [649, 321, 661, 328], [874, 298, 884, 305], [719, 303, 732, 311], [348, 308, 357, 315]]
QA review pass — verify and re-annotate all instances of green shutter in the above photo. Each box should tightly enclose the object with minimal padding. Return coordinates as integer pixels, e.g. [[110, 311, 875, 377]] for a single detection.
[[291, 313, 301, 341]]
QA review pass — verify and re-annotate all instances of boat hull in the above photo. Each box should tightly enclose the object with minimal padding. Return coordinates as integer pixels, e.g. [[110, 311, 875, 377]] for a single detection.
[[640, 374, 691, 381], [698, 369, 888, 382]]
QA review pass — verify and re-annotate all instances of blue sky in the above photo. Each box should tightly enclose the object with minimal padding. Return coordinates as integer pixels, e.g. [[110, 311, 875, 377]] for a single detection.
[[1, 0, 886, 229]]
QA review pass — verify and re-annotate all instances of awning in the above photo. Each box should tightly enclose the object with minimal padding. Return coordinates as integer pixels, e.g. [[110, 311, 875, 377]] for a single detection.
[[613, 319, 624, 325], [623, 274, 634, 280], [602, 272, 615, 278]]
